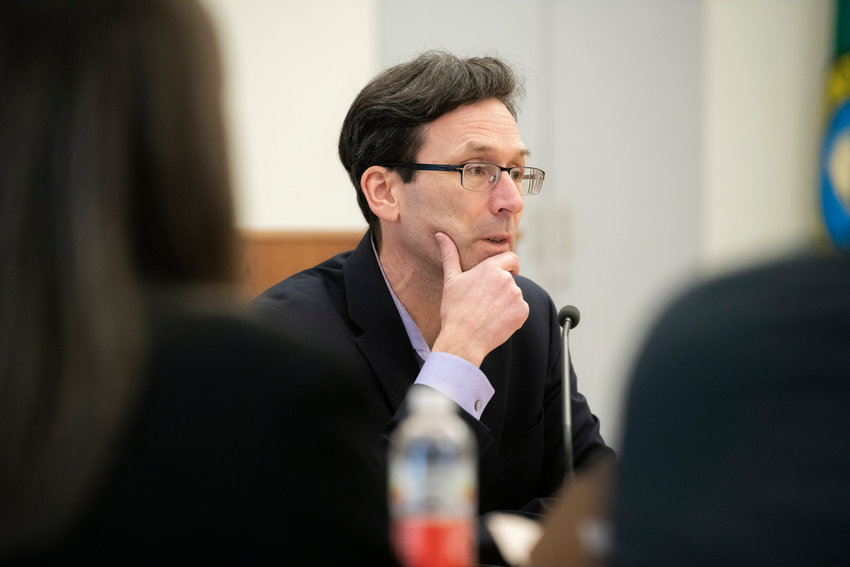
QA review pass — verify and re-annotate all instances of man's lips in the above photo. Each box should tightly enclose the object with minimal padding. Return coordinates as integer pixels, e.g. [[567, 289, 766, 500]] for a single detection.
[[483, 234, 512, 245]]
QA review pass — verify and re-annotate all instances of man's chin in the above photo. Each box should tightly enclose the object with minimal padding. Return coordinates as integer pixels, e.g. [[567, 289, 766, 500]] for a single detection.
[[461, 248, 514, 272]]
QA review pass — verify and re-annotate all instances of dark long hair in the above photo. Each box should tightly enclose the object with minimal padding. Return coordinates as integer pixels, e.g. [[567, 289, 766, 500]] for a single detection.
[[338, 50, 525, 239], [0, 0, 236, 548]]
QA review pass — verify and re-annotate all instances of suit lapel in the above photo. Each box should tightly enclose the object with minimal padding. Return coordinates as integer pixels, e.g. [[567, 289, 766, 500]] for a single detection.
[[344, 233, 421, 411]]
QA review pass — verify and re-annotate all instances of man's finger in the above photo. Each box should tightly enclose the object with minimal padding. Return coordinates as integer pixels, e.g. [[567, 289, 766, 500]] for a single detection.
[[435, 232, 462, 279], [482, 251, 520, 276]]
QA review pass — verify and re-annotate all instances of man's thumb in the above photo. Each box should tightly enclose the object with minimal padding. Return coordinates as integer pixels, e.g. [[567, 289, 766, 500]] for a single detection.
[[434, 232, 462, 279]]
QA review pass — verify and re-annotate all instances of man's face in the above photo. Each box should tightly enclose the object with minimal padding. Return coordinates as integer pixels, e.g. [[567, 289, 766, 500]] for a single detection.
[[396, 98, 528, 274]]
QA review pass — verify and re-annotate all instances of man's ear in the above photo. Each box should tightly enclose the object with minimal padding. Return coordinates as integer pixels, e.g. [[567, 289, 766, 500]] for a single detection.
[[361, 165, 401, 222]]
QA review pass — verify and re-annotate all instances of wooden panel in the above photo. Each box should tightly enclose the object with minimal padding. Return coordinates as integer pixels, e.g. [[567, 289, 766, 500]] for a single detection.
[[240, 229, 365, 298]]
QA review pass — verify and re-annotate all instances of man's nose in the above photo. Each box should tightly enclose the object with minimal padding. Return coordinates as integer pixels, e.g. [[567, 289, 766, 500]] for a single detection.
[[491, 170, 525, 213]]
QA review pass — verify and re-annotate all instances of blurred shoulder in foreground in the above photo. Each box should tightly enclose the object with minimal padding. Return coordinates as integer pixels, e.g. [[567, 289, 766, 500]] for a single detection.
[[0, 0, 396, 562], [612, 251, 850, 566]]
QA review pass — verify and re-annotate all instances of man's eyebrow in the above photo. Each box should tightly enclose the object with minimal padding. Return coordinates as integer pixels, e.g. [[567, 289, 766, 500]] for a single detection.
[[463, 141, 531, 157]]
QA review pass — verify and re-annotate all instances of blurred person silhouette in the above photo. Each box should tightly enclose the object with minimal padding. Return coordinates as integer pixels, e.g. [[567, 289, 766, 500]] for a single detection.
[[0, 0, 397, 563], [254, 50, 613, 565], [609, 63, 850, 558], [608, 245, 850, 566], [529, 258, 850, 566]]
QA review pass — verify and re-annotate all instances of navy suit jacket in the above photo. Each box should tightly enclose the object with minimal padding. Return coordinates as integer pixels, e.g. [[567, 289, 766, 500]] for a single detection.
[[255, 231, 610, 517]]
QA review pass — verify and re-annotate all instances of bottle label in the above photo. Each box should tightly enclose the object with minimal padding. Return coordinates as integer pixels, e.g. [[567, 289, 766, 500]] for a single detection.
[[389, 455, 476, 516], [392, 516, 476, 567]]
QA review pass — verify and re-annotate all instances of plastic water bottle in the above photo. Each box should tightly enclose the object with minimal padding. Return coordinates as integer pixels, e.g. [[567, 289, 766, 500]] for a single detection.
[[389, 386, 477, 567]]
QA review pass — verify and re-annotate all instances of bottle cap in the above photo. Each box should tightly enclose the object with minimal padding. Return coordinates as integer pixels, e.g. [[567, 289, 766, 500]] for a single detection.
[[408, 386, 454, 414]]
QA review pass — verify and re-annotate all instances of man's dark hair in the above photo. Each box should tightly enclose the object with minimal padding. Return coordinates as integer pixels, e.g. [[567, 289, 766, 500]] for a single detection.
[[338, 50, 525, 239]]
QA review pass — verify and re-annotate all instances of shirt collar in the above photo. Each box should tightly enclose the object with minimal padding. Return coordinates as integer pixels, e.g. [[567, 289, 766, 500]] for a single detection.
[[371, 235, 430, 363]]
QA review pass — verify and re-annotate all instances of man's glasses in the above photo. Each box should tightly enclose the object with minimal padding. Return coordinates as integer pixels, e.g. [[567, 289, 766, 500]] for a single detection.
[[387, 162, 545, 195]]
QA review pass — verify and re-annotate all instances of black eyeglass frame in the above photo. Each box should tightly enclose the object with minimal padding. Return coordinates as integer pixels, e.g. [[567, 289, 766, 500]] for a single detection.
[[384, 162, 545, 195]]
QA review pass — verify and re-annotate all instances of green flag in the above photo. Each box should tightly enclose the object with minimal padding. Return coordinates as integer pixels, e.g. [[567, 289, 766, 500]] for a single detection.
[[820, 0, 850, 251]]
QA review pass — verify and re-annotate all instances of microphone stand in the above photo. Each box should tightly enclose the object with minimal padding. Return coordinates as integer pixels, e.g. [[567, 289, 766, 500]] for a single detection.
[[558, 305, 580, 478]]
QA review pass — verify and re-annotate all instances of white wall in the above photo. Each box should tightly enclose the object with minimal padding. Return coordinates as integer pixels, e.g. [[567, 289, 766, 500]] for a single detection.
[[201, 0, 377, 230], [202, 0, 834, 450], [702, 0, 832, 272], [540, 0, 704, 448]]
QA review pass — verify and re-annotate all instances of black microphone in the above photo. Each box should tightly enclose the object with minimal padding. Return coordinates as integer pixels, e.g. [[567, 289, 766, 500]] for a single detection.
[[559, 305, 581, 477]]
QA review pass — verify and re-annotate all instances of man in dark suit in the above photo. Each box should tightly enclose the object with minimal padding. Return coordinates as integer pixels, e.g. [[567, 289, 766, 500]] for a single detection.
[[255, 50, 612, 564], [610, 250, 850, 566]]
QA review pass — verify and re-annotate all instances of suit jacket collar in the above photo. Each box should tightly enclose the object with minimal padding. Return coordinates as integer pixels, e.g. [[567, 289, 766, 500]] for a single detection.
[[344, 232, 422, 410]]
